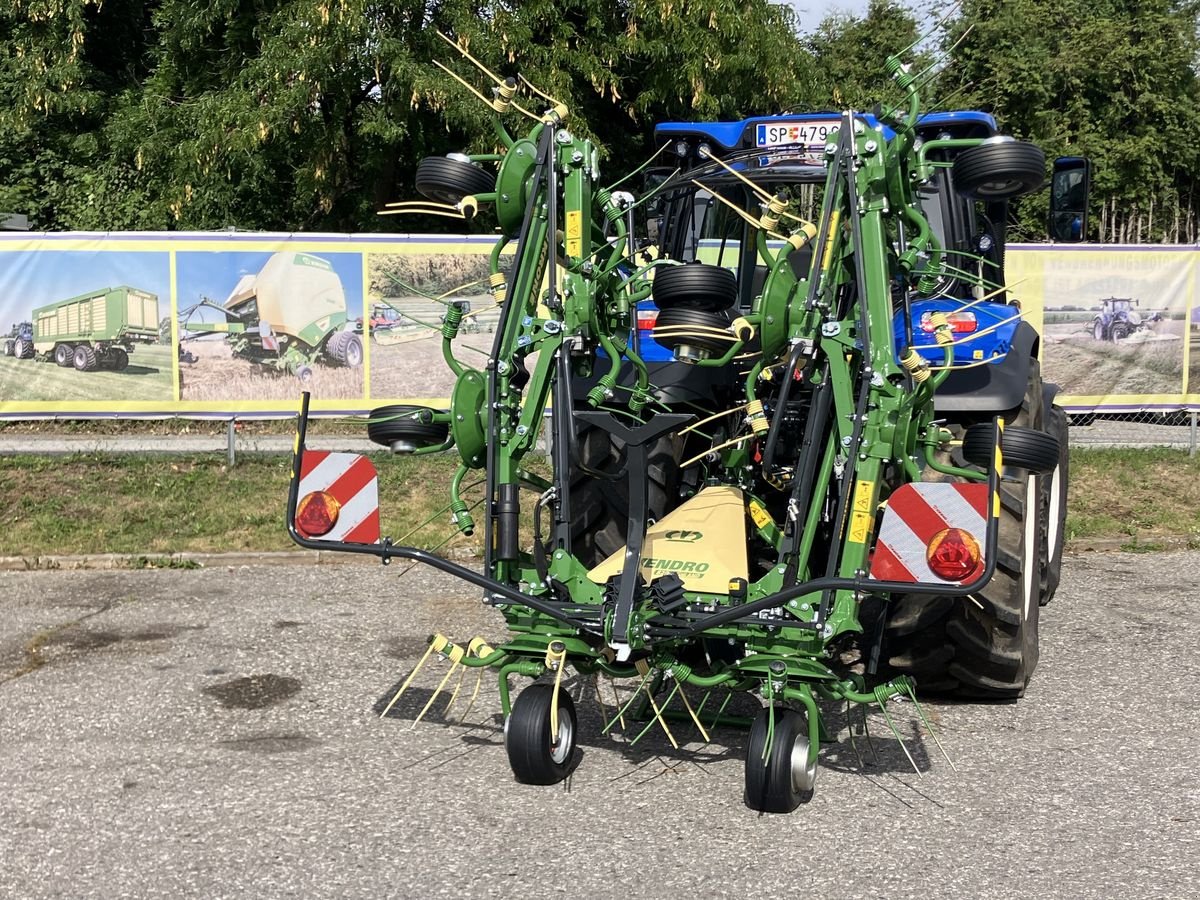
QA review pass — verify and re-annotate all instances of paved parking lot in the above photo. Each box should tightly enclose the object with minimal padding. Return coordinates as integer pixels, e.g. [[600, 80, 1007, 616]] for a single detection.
[[2, 553, 1198, 898]]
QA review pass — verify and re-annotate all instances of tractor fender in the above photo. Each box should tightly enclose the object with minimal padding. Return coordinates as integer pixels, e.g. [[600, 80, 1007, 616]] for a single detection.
[[933, 321, 1041, 414]]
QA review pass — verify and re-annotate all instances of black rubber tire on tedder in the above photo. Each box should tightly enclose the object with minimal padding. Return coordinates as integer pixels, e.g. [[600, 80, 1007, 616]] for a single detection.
[[962, 423, 1059, 474], [415, 157, 496, 205], [952, 141, 1046, 200], [652, 307, 734, 360], [504, 683, 577, 785], [652, 263, 738, 312], [367, 405, 449, 450], [744, 707, 816, 813]]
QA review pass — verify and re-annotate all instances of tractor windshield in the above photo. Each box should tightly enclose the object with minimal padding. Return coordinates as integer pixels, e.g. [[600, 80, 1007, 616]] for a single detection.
[[651, 147, 955, 308]]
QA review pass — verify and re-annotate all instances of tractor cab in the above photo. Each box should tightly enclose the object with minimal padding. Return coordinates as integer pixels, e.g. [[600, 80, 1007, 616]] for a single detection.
[[636, 110, 1036, 411]]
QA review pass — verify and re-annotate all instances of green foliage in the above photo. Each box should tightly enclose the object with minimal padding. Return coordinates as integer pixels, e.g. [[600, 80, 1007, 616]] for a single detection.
[[4, 0, 1200, 240], [943, 0, 1200, 241]]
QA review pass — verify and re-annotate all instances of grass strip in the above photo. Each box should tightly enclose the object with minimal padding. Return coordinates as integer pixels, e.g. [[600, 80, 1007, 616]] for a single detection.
[[1, 447, 1198, 558]]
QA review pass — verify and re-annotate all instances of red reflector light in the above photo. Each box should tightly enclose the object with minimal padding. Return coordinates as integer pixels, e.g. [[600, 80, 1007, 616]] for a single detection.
[[926, 527, 982, 581], [637, 310, 658, 329], [920, 311, 977, 334], [296, 490, 340, 538]]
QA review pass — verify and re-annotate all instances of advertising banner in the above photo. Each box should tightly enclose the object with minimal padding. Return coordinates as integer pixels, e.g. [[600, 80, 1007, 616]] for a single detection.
[[1, 233, 1197, 418], [0, 232, 502, 417], [1008, 243, 1196, 413]]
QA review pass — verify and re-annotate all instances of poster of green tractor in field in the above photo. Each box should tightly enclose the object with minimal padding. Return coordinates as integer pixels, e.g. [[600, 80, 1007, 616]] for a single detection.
[[177, 249, 365, 402]]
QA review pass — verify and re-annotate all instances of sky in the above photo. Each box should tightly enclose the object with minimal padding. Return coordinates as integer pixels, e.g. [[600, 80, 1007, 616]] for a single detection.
[[789, 0, 873, 29]]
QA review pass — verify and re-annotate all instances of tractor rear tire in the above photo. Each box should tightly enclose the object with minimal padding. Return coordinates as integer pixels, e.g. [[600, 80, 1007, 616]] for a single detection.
[[951, 141, 1046, 200], [652, 263, 738, 312], [415, 156, 496, 205], [881, 362, 1045, 699], [16, 339, 34, 359], [73, 345, 97, 371], [326, 330, 364, 368], [567, 417, 680, 569], [54, 344, 73, 367], [1039, 405, 1070, 606]]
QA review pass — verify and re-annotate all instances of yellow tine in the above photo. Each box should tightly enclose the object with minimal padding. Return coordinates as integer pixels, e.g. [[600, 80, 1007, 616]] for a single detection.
[[379, 641, 436, 719]]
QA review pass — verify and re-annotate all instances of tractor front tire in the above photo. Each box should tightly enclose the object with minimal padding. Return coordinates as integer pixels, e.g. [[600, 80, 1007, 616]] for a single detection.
[[16, 339, 34, 359], [568, 418, 679, 568], [881, 364, 1046, 698], [1039, 405, 1070, 606]]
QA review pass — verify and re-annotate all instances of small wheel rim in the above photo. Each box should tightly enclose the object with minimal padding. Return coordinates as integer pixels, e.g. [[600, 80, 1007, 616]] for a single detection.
[[789, 733, 817, 794], [549, 712, 574, 765]]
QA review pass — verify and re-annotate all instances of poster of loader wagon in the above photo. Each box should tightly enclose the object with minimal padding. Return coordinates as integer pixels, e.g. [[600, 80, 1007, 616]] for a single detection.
[[1010, 245, 1192, 406], [365, 249, 507, 401], [176, 249, 365, 402], [0, 249, 172, 404]]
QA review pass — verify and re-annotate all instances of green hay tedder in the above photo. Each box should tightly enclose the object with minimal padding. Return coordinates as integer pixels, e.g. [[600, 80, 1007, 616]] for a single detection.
[[287, 37, 1077, 812]]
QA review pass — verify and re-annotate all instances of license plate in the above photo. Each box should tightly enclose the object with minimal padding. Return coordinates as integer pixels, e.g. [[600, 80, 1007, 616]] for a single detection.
[[754, 120, 839, 150]]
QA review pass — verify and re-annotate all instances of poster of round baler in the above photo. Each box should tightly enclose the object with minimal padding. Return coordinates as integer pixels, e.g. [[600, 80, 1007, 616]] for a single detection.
[[176, 249, 365, 402]]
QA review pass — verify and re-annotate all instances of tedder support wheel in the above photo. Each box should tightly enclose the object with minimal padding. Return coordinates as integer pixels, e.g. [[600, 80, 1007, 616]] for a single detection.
[[951, 141, 1046, 201], [962, 423, 1059, 474], [504, 683, 577, 785], [881, 362, 1046, 698], [1039, 405, 1070, 606], [744, 706, 816, 813], [415, 156, 496, 205], [367, 405, 449, 452], [651, 262, 738, 311]]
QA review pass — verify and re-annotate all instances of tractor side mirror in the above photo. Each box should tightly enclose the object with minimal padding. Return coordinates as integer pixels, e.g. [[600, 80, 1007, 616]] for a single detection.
[[1049, 156, 1091, 242]]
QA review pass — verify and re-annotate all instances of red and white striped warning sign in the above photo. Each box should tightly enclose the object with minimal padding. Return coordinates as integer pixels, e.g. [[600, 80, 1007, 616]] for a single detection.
[[296, 450, 380, 544], [870, 482, 990, 584]]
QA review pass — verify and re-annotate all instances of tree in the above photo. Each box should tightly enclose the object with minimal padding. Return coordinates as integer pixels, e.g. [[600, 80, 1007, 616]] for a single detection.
[[943, 0, 1200, 241]]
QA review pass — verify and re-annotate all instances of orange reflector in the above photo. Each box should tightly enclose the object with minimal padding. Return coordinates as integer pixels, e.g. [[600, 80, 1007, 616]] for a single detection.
[[296, 490, 341, 538], [920, 311, 977, 334], [926, 527, 982, 581]]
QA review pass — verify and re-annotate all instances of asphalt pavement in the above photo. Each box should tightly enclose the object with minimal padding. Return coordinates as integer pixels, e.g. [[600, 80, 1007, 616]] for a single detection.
[[1, 553, 1198, 898]]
